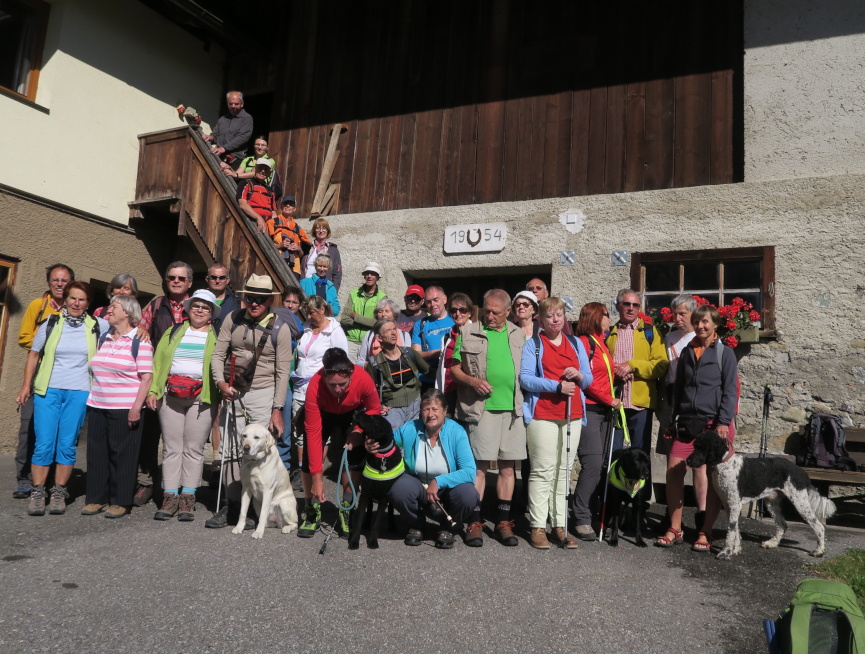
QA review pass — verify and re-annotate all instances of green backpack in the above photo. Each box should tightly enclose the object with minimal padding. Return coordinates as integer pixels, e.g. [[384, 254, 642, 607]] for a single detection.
[[769, 579, 865, 654]]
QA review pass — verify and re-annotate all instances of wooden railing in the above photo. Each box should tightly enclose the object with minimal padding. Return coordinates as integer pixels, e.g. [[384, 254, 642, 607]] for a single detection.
[[129, 126, 296, 292]]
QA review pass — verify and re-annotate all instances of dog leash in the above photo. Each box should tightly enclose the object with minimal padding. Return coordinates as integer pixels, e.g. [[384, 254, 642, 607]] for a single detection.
[[319, 446, 358, 555]]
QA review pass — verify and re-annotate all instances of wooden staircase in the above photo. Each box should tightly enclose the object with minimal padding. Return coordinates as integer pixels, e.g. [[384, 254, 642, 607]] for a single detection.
[[129, 126, 296, 292]]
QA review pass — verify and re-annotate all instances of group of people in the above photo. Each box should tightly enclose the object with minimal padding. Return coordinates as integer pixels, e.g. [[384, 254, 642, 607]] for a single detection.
[[12, 259, 739, 553]]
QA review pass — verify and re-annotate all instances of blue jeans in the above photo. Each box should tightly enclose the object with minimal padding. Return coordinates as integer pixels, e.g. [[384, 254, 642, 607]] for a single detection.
[[33, 388, 89, 466], [278, 385, 293, 470]]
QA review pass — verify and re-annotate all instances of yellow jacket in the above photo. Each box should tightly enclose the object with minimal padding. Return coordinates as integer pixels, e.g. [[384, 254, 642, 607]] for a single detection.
[[18, 294, 61, 350], [606, 319, 669, 410]]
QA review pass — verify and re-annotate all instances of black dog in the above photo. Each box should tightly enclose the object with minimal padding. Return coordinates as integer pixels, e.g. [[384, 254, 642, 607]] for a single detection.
[[347, 411, 405, 550], [604, 447, 651, 548]]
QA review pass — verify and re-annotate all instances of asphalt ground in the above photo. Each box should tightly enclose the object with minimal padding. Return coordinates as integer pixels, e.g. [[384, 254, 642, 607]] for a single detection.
[[1, 454, 862, 654]]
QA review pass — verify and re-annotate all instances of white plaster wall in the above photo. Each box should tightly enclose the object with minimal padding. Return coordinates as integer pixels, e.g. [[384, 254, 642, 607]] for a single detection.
[[328, 174, 865, 448], [0, 0, 224, 224], [744, 0, 865, 181]]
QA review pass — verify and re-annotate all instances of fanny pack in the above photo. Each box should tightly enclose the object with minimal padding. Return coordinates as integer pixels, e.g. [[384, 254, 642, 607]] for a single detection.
[[166, 375, 203, 399], [669, 414, 713, 442]]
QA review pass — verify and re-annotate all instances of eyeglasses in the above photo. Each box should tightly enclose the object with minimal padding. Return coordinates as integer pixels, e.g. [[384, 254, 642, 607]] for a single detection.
[[527, 285, 545, 291], [166, 275, 188, 282], [603, 313, 610, 317], [208, 275, 228, 281], [449, 306, 470, 315], [246, 296, 269, 305], [190, 304, 212, 313], [324, 368, 353, 379], [620, 302, 640, 308], [514, 302, 533, 309]]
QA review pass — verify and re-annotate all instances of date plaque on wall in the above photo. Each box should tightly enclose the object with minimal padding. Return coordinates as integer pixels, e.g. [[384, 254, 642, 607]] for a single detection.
[[444, 223, 507, 254]]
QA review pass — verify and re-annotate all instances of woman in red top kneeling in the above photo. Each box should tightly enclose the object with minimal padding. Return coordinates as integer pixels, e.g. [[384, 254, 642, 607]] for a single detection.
[[519, 297, 593, 550]]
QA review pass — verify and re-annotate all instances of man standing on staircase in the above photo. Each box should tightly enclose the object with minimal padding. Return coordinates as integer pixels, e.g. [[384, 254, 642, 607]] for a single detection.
[[203, 90, 253, 168]]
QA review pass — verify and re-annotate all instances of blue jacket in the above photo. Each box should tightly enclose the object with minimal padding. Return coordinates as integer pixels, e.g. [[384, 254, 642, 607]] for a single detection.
[[520, 334, 593, 425], [393, 418, 476, 490], [299, 277, 340, 317]]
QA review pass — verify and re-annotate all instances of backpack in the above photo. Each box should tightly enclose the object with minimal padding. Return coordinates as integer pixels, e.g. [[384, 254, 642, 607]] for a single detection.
[[797, 413, 857, 471], [766, 578, 865, 654], [98, 328, 141, 359], [228, 307, 302, 351]]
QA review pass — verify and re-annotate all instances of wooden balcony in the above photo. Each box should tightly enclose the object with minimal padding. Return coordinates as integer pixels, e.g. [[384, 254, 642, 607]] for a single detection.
[[129, 126, 295, 292]]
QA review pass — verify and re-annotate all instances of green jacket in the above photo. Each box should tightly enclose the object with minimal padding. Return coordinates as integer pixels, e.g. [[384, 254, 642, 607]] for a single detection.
[[149, 321, 220, 405], [33, 314, 100, 396], [342, 286, 388, 343], [605, 319, 668, 410]]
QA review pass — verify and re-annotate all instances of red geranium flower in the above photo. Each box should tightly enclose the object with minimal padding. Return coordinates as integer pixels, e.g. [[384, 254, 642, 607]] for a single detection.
[[731, 297, 745, 306], [638, 312, 653, 324], [726, 320, 737, 331], [660, 307, 673, 322], [694, 295, 709, 306], [723, 336, 739, 348], [749, 310, 761, 322]]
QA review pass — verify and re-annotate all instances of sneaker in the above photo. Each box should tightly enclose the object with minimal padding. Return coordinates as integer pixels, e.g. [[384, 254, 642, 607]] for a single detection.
[[551, 527, 579, 549], [132, 485, 153, 507], [435, 530, 455, 550], [404, 528, 423, 546], [27, 485, 46, 516], [177, 493, 196, 521], [337, 501, 352, 536], [464, 522, 484, 547], [297, 502, 321, 538], [205, 505, 229, 529], [575, 524, 596, 541], [529, 527, 551, 549], [495, 520, 519, 546], [81, 503, 107, 515], [48, 485, 69, 515], [13, 480, 32, 499], [104, 505, 128, 519], [154, 493, 179, 521]]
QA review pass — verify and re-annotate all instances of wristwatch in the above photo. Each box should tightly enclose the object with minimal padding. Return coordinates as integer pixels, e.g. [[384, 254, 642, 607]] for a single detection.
[[273, 405, 284, 412]]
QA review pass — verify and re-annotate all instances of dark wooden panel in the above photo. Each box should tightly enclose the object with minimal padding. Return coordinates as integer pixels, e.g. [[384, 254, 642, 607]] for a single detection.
[[568, 88, 591, 197], [349, 119, 373, 214], [586, 87, 608, 195], [624, 82, 646, 193], [644, 78, 674, 189], [499, 98, 521, 202], [604, 83, 626, 194], [456, 105, 478, 206]]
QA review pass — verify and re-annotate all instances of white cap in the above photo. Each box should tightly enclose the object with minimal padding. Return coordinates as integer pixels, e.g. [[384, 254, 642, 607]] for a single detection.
[[183, 289, 221, 319], [362, 262, 383, 277], [255, 158, 273, 169]]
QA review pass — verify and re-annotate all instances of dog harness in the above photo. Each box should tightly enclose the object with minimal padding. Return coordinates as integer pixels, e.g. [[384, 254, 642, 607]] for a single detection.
[[608, 459, 645, 498], [362, 444, 406, 481]]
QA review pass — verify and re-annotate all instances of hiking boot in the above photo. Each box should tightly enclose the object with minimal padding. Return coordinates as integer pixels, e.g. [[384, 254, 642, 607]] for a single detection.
[[337, 501, 352, 536], [154, 493, 179, 521], [177, 493, 196, 521], [464, 522, 484, 547], [132, 485, 153, 507], [529, 527, 551, 549], [297, 502, 321, 538], [13, 480, 32, 499], [435, 530, 455, 550], [27, 485, 46, 516], [81, 503, 107, 515], [404, 528, 423, 546], [48, 485, 69, 515], [551, 527, 579, 549], [104, 505, 128, 519], [205, 503, 253, 530], [575, 524, 596, 541], [495, 520, 519, 546]]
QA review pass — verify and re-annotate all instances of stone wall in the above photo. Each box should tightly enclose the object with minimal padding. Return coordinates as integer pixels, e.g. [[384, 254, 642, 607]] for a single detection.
[[326, 173, 865, 452]]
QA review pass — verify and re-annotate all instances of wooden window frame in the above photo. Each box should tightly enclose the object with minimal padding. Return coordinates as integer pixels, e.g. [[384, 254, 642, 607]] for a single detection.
[[0, 255, 19, 381], [0, 0, 49, 103], [630, 246, 776, 332]]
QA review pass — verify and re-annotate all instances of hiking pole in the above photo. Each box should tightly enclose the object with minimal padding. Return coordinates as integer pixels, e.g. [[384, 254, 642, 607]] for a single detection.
[[215, 354, 237, 513], [756, 385, 773, 519], [563, 395, 573, 548], [597, 404, 618, 543], [424, 483, 457, 528]]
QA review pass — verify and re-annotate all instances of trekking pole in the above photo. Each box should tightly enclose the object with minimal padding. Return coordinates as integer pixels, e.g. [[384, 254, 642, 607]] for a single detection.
[[423, 483, 457, 528], [563, 395, 573, 548], [597, 406, 618, 543], [215, 354, 237, 513], [756, 385, 773, 519]]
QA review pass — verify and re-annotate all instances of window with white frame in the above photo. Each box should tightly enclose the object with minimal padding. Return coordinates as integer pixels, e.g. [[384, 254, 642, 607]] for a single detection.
[[631, 246, 775, 330]]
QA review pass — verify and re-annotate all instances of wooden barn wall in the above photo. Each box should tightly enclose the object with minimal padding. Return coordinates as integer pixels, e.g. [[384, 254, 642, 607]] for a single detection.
[[265, 0, 743, 216]]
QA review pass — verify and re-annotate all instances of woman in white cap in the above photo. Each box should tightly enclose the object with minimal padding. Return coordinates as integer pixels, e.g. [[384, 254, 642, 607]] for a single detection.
[[341, 261, 388, 363], [145, 289, 221, 522], [510, 290, 539, 340]]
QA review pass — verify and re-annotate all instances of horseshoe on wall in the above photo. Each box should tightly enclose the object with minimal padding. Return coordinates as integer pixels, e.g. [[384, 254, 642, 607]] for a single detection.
[[466, 228, 482, 247]]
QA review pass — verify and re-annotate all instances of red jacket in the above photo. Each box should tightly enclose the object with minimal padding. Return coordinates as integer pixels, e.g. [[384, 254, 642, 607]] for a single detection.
[[579, 334, 616, 406], [303, 365, 381, 475]]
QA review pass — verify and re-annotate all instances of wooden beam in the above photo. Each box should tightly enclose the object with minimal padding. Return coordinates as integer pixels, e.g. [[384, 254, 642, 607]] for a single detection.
[[319, 183, 339, 216], [311, 123, 343, 214], [178, 211, 216, 268]]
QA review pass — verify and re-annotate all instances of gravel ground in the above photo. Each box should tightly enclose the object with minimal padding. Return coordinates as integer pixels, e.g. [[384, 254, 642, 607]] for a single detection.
[[0, 455, 861, 654]]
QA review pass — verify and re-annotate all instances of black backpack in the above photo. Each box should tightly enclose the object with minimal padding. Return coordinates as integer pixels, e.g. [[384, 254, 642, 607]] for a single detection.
[[797, 413, 857, 471]]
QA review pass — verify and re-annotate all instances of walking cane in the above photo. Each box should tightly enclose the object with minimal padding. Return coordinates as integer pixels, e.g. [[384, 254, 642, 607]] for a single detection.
[[563, 396, 573, 548], [215, 354, 236, 514]]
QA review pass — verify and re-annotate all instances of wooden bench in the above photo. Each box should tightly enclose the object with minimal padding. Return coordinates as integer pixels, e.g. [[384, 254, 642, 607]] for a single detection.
[[802, 427, 865, 494]]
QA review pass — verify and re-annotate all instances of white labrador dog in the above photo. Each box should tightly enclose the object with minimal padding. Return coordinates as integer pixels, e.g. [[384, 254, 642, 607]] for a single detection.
[[231, 424, 299, 539]]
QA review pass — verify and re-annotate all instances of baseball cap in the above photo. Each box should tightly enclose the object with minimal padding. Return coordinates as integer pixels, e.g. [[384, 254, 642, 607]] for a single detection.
[[405, 284, 424, 298]]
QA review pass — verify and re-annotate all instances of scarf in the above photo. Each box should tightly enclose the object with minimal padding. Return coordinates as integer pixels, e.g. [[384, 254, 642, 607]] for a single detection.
[[62, 308, 85, 328]]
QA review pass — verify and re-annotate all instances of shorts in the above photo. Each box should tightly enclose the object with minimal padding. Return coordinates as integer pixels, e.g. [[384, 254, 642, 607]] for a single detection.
[[669, 417, 737, 460], [298, 410, 364, 473], [468, 410, 527, 462]]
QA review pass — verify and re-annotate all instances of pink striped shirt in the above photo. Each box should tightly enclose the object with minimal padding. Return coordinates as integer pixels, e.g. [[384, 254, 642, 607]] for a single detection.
[[87, 329, 154, 409]]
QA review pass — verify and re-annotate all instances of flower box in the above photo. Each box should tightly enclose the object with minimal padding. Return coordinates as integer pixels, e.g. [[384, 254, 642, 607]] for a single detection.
[[732, 326, 760, 344]]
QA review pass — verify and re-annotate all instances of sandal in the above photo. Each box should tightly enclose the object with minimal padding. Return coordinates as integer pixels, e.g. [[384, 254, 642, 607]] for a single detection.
[[691, 531, 712, 553], [655, 527, 684, 548]]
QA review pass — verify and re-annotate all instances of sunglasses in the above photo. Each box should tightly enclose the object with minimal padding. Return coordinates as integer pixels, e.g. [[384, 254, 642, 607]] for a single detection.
[[324, 368, 353, 379], [527, 285, 544, 291], [514, 302, 533, 309], [620, 302, 640, 308], [449, 306, 470, 315], [603, 313, 610, 317], [405, 295, 423, 302], [208, 275, 228, 281], [166, 275, 188, 282], [246, 296, 269, 305]]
